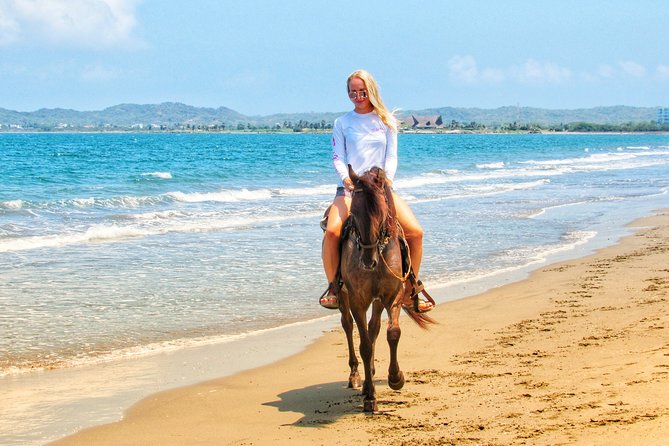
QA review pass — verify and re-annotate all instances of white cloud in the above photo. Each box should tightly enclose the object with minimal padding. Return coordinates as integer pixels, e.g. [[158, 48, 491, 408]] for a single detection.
[[0, 0, 142, 48], [580, 61, 655, 83], [596, 64, 615, 78], [447, 55, 479, 83], [618, 61, 646, 78], [448, 56, 666, 88], [516, 59, 571, 84], [448, 55, 570, 85], [655, 64, 669, 80], [0, 6, 21, 45]]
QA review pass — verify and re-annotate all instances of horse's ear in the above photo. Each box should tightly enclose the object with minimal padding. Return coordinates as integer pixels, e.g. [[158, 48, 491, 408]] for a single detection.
[[348, 164, 359, 184], [377, 168, 387, 185]]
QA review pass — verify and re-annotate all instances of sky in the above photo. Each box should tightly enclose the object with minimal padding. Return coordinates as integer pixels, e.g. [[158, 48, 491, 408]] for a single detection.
[[1, 0, 668, 115]]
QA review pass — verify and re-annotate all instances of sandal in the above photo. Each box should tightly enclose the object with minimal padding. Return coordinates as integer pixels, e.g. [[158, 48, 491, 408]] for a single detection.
[[319, 283, 339, 309], [412, 296, 435, 313], [403, 278, 435, 313]]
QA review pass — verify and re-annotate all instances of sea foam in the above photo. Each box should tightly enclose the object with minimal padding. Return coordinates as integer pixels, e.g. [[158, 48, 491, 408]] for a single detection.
[[476, 161, 505, 169], [0, 200, 23, 209], [166, 188, 272, 203], [141, 172, 173, 179], [0, 225, 150, 252]]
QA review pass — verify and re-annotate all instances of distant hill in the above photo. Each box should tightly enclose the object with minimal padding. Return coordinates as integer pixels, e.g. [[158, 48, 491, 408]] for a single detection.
[[0, 102, 247, 129], [400, 105, 659, 126], [0, 102, 661, 130], [93, 103, 248, 126]]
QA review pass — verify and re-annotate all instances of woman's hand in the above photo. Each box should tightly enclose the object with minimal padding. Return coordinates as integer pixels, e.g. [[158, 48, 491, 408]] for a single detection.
[[344, 177, 354, 191]]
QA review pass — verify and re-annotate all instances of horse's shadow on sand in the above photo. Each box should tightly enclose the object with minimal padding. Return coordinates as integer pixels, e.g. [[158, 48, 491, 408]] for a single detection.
[[263, 380, 393, 427]]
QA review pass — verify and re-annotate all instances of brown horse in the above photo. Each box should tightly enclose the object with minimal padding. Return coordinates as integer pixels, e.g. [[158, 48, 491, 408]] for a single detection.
[[336, 165, 434, 412]]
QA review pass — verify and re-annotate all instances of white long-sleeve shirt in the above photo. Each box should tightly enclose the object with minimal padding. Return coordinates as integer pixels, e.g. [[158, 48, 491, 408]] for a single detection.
[[331, 110, 398, 185]]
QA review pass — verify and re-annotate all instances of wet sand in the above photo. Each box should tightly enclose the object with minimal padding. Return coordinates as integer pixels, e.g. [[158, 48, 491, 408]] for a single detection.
[[52, 210, 669, 445]]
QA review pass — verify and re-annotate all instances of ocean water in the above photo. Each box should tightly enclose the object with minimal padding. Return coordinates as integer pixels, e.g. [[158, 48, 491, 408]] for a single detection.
[[1, 131, 669, 444]]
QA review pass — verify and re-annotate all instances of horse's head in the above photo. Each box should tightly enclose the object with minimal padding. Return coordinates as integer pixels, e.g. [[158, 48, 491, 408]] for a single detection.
[[347, 164, 395, 270]]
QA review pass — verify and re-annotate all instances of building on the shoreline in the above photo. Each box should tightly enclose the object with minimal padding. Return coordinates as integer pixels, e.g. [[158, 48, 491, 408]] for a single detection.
[[657, 108, 669, 124], [401, 115, 444, 129]]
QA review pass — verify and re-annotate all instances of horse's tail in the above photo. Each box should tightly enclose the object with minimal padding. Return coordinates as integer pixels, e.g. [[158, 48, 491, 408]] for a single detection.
[[402, 306, 437, 330]]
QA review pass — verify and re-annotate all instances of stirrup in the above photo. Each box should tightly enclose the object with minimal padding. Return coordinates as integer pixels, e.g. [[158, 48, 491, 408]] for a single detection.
[[319, 283, 339, 309]]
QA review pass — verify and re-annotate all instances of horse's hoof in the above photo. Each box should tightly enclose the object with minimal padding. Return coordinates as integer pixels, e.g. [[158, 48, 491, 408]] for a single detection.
[[388, 371, 405, 390], [363, 398, 378, 412], [348, 373, 361, 389]]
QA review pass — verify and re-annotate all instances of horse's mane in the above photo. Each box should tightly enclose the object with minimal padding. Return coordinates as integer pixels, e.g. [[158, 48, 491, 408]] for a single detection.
[[353, 167, 397, 240]]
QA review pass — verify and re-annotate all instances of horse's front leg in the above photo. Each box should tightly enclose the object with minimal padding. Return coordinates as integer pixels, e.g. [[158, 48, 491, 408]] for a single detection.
[[352, 307, 377, 412], [367, 298, 384, 378], [339, 290, 361, 389], [386, 290, 405, 390]]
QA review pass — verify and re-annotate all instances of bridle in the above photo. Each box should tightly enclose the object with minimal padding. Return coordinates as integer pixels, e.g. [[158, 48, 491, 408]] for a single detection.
[[347, 185, 410, 282], [347, 213, 391, 253], [350, 186, 391, 250]]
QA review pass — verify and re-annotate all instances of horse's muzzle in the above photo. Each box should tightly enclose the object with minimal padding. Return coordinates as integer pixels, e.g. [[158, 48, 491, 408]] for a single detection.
[[359, 252, 379, 271]]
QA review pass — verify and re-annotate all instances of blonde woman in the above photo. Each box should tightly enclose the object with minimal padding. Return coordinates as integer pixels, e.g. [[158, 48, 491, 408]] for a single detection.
[[319, 69, 433, 313]]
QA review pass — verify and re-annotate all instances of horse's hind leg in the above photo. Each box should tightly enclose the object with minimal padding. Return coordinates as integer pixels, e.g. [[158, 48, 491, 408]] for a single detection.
[[386, 298, 405, 391], [340, 305, 361, 389]]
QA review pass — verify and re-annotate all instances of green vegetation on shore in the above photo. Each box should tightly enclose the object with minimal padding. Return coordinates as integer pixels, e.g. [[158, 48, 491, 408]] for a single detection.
[[435, 119, 669, 134], [1, 102, 667, 133]]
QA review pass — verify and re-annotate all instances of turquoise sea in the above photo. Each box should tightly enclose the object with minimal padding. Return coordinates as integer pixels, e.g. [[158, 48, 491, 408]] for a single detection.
[[1, 132, 669, 444]]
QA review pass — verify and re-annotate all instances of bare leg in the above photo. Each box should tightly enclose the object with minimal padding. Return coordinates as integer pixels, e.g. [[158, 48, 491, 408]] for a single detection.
[[322, 195, 351, 283], [392, 192, 423, 276], [320, 195, 351, 308], [392, 192, 433, 312]]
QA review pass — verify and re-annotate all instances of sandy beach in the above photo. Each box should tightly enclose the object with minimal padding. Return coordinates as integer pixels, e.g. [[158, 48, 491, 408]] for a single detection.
[[51, 210, 669, 445]]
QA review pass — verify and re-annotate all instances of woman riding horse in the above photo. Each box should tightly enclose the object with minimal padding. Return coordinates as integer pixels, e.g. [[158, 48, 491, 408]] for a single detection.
[[319, 69, 433, 313]]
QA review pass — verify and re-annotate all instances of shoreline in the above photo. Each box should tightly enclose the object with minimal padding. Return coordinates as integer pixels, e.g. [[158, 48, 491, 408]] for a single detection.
[[50, 209, 669, 445]]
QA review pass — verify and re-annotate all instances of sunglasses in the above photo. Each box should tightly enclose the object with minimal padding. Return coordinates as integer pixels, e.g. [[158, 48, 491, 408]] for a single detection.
[[348, 90, 368, 100]]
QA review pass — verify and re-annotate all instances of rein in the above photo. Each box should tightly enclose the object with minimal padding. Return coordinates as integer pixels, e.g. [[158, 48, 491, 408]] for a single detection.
[[379, 220, 411, 283]]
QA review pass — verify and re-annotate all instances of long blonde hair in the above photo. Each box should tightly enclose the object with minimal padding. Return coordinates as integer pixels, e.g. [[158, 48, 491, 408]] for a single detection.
[[347, 69, 397, 132]]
